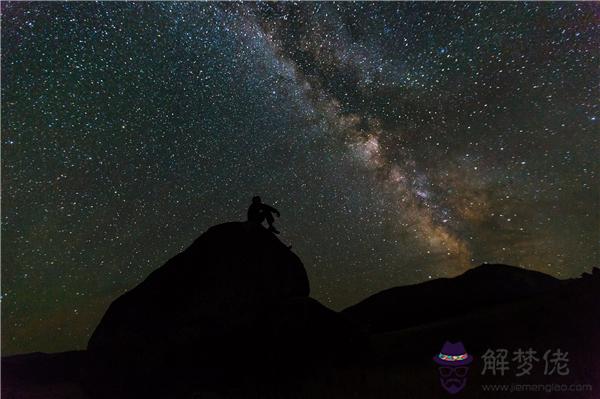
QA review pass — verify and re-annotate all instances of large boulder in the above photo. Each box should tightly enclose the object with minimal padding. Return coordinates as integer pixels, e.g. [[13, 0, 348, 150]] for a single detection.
[[85, 222, 358, 398]]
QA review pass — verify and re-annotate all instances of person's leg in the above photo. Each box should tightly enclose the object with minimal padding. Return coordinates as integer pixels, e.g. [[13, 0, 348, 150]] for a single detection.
[[258, 214, 267, 225], [265, 213, 279, 234], [265, 212, 274, 227]]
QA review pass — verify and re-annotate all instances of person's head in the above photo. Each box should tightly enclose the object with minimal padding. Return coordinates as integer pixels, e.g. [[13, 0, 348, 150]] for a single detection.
[[252, 196, 262, 204]]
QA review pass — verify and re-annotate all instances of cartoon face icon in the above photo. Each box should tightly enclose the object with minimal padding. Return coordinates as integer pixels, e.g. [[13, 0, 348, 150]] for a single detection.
[[433, 341, 474, 394], [438, 365, 470, 394]]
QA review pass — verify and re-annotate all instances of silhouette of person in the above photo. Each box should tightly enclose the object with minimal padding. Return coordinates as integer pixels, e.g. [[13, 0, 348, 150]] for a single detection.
[[247, 196, 280, 234]]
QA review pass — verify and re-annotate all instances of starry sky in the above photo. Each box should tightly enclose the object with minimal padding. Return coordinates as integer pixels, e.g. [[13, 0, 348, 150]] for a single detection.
[[2, 2, 598, 355]]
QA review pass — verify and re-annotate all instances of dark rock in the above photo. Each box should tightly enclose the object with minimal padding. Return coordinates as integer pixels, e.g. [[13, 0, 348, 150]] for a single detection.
[[85, 222, 358, 398]]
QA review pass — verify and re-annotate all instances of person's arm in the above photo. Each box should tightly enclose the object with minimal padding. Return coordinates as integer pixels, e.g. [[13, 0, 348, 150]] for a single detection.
[[264, 204, 280, 217]]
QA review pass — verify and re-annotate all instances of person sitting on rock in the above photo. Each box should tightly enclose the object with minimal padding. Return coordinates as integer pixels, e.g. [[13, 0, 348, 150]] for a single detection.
[[247, 196, 280, 234]]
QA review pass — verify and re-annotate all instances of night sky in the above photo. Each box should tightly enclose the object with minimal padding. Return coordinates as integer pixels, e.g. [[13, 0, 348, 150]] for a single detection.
[[2, 2, 598, 355]]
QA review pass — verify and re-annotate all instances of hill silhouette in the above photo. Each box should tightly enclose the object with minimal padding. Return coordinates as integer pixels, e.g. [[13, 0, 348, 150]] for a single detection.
[[2, 222, 599, 399], [342, 263, 564, 333], [84, 221, 360, 398]]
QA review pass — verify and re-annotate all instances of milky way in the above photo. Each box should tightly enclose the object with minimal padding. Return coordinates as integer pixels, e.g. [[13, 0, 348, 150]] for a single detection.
[[2, 2, 598, 354]]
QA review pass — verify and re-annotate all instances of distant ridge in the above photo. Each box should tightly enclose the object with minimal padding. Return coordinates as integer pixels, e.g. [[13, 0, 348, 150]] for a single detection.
[[342, 263, 563, 333]]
